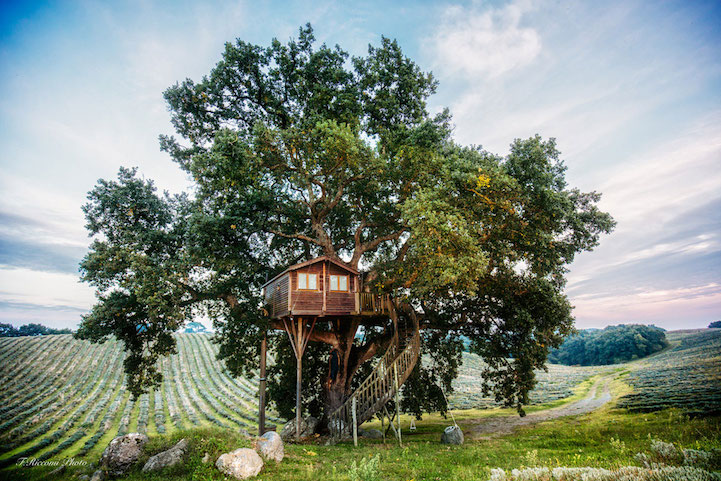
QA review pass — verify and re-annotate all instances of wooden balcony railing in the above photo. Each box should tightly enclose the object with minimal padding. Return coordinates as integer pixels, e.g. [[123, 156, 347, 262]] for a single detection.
[[355, 293, 391, 315]]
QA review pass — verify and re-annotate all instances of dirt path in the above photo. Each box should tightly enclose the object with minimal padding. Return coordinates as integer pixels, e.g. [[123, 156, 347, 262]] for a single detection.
[[466, 375, 614, 440]]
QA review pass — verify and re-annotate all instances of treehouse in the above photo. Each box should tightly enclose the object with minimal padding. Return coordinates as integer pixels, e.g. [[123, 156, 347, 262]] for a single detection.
[[257, 256, 418, 445], [261, 256, 389, 318]]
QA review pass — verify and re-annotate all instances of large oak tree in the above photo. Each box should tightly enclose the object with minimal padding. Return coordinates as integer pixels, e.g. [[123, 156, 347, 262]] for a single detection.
[[77, 25, 614, 423]]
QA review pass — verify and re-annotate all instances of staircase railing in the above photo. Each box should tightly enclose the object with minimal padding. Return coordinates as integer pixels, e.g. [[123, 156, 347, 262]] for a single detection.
[[328, 300, 421, 441]]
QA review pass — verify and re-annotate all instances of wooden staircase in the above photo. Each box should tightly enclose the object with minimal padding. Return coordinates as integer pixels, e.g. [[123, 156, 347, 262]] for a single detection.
[[328, 299, 421, 442]]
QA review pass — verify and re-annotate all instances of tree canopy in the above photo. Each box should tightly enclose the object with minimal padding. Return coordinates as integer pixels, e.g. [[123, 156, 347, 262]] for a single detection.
[[548, 324, 668, 366], [76, 25, 615, 420]]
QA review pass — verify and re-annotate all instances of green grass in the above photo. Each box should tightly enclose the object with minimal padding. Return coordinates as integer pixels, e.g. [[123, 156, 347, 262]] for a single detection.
[[7, 405, 719, 481]]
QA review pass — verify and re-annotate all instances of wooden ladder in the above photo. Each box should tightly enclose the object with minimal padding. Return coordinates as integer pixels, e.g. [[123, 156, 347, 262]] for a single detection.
[[328, 298, 421, 443]]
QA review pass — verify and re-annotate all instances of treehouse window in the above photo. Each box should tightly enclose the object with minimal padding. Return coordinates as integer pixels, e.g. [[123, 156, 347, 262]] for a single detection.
[[330, 275, 348, 291], [297, 273, 317, 290]]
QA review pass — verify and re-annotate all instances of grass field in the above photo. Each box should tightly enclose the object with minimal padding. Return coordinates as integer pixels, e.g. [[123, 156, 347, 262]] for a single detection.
[[1, 329, 720, 480]]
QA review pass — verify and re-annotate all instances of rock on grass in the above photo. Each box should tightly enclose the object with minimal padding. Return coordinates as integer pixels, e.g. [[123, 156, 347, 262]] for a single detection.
[[216, 448, 264, 479]]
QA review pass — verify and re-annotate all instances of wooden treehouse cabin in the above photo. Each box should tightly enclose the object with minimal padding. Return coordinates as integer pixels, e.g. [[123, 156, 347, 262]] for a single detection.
[[257, 256, 420, 445], [260, 256, 390, 318]]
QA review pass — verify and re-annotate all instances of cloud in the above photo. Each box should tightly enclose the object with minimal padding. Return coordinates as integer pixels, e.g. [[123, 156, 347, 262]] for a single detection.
[[430, 0, 541, 79], [571, 283, 721, 329], [0, 300, 88, 329], [0, 266, 95, 310], [0, 238, 85, 274]]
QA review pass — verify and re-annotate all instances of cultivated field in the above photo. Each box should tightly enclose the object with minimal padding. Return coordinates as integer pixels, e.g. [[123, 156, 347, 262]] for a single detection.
[[0, 334, 281, 467], [448, 352, 615, 410], [617, 328, 721, 415]]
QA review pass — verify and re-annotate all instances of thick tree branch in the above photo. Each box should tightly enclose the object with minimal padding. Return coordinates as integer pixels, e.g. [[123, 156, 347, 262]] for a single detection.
[[267, 228, 322, 246]]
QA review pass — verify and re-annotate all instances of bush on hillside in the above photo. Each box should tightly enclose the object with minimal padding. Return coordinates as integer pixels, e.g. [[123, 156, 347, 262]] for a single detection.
[[709, 321, 721, 328], [548, 324, 668, 366]]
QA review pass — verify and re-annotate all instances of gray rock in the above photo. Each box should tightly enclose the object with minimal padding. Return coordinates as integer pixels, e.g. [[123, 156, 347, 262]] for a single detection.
[[77, 476, 90, 481], [440, 425, 464, 445], [142, 438, 188, 472], [360, 429, 383, 439], [89, 469, 105, 481], [216, 448, 264, 479], [99, 432, 148, 476], [280, 416, 319, 440], [49, 465, 66, 476], [256, 431, 284, 462]]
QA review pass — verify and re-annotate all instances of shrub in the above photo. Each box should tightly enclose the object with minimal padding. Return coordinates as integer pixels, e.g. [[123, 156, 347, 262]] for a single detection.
[[348, 453, 381, 481]]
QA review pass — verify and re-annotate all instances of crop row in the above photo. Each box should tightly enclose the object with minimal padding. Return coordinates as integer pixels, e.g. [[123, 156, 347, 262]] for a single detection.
[[0, 334, 281, 465], [617, 330, 721, 415]]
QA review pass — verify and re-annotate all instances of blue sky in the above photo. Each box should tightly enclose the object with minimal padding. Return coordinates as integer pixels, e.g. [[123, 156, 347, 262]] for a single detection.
[[1, 0, 719, 330]]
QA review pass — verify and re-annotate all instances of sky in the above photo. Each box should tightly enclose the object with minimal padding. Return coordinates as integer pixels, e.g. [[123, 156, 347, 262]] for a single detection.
[[0, 0, 719, 331]]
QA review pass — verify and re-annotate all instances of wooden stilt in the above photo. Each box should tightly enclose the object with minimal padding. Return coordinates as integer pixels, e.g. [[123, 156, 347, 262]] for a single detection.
[[282, 316, 316, 441], [394, 363, 402, 446], [259, 333, 267, 436], [295, 317, 302, 439], [352, 397, 358, 447]]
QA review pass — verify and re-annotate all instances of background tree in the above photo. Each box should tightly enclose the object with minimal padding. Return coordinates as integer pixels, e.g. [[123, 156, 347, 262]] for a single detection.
[[0, 322, 72, 337], [548, 324, 668, 366], [709, 321, 721, 328], [77, 25, 615, 422]]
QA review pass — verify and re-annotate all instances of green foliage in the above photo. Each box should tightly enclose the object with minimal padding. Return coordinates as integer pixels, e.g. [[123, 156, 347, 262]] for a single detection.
[[549, 324, 669, 366], [348, 454, 381, 481], [0, 323, 72, 337], [78, 25, 615, 417], [709, 321, 721, 329]]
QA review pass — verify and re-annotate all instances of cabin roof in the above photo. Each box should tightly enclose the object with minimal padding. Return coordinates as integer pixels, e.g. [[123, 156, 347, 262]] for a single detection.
[[261, 256, 359, 289]]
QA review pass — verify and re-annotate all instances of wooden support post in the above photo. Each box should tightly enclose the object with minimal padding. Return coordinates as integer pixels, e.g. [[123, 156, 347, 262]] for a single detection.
[[382, 405, 399, 440], [259, 333, 267, 436], [380, 412, 386, 444], [352, 397, 358, 447], [282, 316, 316, 441], [394, 363, 402, 446], [295, 317, 302, 440]]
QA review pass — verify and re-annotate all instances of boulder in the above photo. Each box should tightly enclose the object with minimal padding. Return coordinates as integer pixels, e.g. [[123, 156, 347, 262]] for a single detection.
[[89, 470, 105, 481], [77, 476, 90, 481], [142, 438, 188, 472], [440, 425, 464, 445], [280, 416, 319, 440], [99, 432, 148, 476], [216, 448, 264, 479], [360, 429, 383, 439], [255, 431, 284, 462]]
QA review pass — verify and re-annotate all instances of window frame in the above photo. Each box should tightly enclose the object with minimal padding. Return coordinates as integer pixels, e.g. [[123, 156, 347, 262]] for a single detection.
[[296, 272, 318, 291], [329, 274, 349, 292]]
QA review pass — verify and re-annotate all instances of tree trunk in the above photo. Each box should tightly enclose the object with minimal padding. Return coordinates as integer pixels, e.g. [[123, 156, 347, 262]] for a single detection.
[[320, 322, 357, 429]]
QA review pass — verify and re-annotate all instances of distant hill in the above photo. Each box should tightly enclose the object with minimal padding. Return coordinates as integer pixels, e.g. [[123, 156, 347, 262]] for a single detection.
[[549, 324, 668, 366], [618, 328, 721, 415]]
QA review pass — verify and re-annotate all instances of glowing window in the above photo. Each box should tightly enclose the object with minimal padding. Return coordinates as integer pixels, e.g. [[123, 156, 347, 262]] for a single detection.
[[297, 273, 317, 290], [330, 275, 348, 291]]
